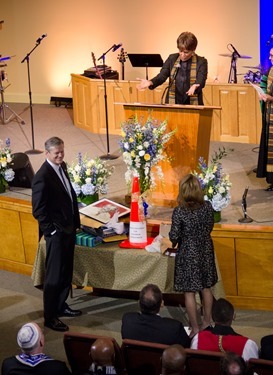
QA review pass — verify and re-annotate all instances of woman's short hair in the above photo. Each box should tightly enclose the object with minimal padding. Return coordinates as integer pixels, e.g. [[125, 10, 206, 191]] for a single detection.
[[177, 32, 198, 51]]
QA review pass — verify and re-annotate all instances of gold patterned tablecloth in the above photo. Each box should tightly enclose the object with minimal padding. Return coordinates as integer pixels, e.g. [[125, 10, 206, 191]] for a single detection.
[[31, 240, 225, 297]]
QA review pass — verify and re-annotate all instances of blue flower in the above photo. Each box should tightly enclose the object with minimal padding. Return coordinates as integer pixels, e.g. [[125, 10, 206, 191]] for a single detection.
[[68, 154, 114, 198], [0, 138, 15, 184], [192, 147, 233, 211], [119, 117, 176, 193]]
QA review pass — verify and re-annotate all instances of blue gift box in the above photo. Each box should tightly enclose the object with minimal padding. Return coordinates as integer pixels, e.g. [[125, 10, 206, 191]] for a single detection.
[[76, 231, 102, 247]]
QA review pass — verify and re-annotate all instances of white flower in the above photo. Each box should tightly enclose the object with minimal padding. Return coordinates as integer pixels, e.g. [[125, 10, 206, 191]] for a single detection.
[[0, 138, 15, 184], [68, 154, 114, 197], [119, 117, 175, 193], [82, 183, 96, 195], [4, 168, 15, 182], [193, 147, 233, 212]]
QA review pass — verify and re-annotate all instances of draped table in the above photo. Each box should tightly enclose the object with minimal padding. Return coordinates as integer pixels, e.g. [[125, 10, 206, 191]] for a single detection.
[[31, 239, 225, 304]]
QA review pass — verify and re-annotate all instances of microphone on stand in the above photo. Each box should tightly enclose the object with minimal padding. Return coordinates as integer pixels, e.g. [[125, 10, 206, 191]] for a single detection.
[[112, 43, 122, 52], [160, 63, 180, 105], [266, 35, 273, 46], [36, 33, 47, 44], [230, 43, 241, 58], [238, 186, 253, 223]]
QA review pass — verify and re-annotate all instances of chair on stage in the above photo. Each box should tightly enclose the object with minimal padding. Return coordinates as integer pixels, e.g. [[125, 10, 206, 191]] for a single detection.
[[121, 338, 169, 375], [63, 331, 125, 375], [184, 348, 224, 375], [247, 357, 273, 375]]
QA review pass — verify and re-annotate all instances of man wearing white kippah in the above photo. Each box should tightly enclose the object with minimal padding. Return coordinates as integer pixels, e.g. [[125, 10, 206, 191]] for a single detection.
[[1, 322, 71, 374]]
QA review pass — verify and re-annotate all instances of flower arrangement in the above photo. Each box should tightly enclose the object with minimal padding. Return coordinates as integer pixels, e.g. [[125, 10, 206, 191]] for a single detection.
[[67, 153, 114, 203], [193, 147, 233, 212], [119, 117, 176, 194], [0, 138, 15, 192]]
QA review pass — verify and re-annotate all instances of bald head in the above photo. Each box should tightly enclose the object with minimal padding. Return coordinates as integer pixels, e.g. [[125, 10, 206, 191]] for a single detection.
[[162, 345, 186, 375], [90, 338, 115, 366]]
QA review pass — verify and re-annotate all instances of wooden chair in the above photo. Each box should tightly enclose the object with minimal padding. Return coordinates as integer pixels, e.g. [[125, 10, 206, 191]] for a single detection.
[[247, 357, 273, 375], [185, 348, 224, 375], [63, 331, 125, 375], [121, 338, 169, 375]]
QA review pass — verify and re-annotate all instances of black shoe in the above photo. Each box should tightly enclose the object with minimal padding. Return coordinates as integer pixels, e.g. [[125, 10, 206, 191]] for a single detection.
[[59, 307, 82, 317], [44, 318, 69, 332], [265, 184, 273, 191]]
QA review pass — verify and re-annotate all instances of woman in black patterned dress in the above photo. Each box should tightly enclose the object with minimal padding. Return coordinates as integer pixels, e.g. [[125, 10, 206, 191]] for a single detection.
[[169, 174, 218, 338]]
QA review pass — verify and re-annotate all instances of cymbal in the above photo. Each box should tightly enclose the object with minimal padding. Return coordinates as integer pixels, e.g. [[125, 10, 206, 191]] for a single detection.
[[243, 65, 262, 70], [219, 53, 252, 59], [0, 56, 11, 62]]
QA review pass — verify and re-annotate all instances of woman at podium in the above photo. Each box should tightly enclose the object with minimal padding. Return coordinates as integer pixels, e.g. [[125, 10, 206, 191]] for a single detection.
[[137, 31, 208, 105]]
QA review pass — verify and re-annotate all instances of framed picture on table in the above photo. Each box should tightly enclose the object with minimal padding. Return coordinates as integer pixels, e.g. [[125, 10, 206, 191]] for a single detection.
[[79, 198, 131, 224]]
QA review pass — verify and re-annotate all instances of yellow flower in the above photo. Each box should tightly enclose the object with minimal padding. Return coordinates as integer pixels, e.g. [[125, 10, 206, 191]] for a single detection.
[[144, 153, 151, 161], [208, 186, 214, 194], [129, 137, 134, 143], [131, 150, 135, 158]]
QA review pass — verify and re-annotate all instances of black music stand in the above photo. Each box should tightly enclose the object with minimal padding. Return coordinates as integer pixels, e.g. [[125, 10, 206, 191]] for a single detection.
[[128, 54, 163, 79]]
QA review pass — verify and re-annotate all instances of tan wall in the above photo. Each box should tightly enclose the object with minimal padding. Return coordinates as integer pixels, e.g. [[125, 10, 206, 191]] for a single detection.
[[1, 0, 259, 104]]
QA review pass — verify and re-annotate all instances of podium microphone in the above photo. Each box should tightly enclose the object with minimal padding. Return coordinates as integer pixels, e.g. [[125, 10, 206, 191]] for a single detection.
[[238, 186, 253, 223], [160, 64, 180, 105]]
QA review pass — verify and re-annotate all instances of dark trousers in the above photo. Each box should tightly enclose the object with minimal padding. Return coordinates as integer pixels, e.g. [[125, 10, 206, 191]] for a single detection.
[[43, 230, 76, 321]]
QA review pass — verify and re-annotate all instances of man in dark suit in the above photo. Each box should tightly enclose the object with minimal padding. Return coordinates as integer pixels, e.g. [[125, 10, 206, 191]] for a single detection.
[[32, 136, 81, 332], [121, 284, 190, 347]]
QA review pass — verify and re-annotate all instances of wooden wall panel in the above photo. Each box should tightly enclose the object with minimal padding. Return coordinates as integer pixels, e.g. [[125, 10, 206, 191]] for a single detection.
[[0, 209, 25, 263], [236, 238, 273, 298], [213, 237, 237, 296], [71, 75, 262, 143], [20, 212, 39, 265]]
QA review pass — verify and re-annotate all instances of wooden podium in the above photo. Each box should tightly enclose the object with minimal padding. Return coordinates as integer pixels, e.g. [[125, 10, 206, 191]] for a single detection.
[[118, 103, 221, 207]]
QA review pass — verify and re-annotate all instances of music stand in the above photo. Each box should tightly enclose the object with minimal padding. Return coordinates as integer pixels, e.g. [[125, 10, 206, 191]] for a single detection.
[[128, 54, 163, 80]]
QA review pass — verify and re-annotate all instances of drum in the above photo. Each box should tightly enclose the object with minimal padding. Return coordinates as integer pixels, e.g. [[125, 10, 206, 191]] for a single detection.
[[244, 70, 261, 84]]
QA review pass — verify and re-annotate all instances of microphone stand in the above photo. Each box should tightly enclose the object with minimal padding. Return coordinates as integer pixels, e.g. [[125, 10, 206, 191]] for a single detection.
[[228, 44, 241, 84], [98, 44, 120, 160], [238, 187, 253, 223], [160, 66, 180, 105], [21, 39, 44, 154], [228, 52, 238, 83]]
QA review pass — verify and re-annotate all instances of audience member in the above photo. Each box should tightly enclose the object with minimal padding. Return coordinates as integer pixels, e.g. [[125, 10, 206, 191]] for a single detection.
[[220, 351, 247, 375], [260, 334, 273, 360], [121, 283, 190, 347], [161, 344, 187, 375], [1, 322, 71, 375], [88, 338, 117, 375], [190, 298, 259, 361]]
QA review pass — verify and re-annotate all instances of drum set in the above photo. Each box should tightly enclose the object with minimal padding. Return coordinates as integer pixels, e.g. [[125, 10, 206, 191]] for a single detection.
[[0, 55, 25, 125], [242, 65, 262, 84], [219, 45, 263, 85]]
